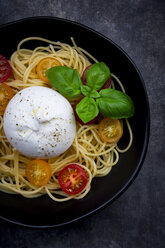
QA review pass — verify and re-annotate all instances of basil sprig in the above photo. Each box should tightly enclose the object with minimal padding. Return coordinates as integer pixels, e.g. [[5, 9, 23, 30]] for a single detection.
[[46, 62, 135, 123], [80, 85, 100, 98]]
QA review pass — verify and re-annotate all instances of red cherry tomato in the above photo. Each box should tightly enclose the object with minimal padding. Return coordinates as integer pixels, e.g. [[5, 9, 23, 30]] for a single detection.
[[58, 164, 88, 195], [100, 76, 112, 90], [0, 55, 11, 83], [81, 65, 111, 90], [81, 65, 92, 83]]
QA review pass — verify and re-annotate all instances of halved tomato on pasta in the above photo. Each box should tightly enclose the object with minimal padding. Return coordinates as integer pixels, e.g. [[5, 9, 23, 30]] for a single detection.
[[98, 117, 123, 143], [26, 159, 52, 186], [0, 55, 11, 83], [0, 83, 14, 115], [58, 164, 88, 195], [36, 57, 61, 83]]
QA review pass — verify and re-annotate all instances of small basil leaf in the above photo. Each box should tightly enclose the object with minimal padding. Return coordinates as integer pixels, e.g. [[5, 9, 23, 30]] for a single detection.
[[90, 89, 100, 98], [86, 62, 110, 91], [96, 88, 135, 118], [76, 97, 99, 123], [46, 66, 82, 98], [81, 85, 92, 97], [81, 85, 100, 98]]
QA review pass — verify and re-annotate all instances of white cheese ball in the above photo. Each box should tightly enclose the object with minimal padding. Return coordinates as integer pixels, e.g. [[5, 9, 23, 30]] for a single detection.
[[3, 86, 76, 158]]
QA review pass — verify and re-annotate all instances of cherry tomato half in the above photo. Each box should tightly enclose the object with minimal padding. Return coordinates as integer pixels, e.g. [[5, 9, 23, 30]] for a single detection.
[[36, 57, 61, 83], [0, 55, 11, 83], [58, 164, 88, 195], [0, 83, 14, 115], [81, 65, 92, 83], [101, 76, 112, 90], [26, 159, 52, 186], [98, 117, 123, 144]]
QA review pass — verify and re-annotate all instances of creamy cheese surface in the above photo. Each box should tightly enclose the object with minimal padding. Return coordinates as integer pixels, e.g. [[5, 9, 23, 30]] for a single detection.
[[3, 86, 76, 158]]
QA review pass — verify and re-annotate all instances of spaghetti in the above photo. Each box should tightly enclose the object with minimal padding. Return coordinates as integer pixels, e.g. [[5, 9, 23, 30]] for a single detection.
[[0, 37, 133, 202]]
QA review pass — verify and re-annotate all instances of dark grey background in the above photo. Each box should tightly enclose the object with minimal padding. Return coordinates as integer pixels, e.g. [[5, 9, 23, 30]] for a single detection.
[[0, 0, 164, 247]]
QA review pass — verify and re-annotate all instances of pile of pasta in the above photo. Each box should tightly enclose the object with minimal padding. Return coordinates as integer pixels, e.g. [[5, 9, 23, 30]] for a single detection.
[[0, 37, 133, 201]]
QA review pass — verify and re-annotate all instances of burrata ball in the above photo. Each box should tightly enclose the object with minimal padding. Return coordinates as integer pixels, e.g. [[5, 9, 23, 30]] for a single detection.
[[3, 86, 76, 158]]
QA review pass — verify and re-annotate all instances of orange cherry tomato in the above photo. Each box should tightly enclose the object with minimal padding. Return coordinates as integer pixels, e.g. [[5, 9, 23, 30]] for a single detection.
[[98, 117, 123, 144], [0, 83, 14, 115], [26, 159, 52, 186], [36, 57, 61, 83], [58, 164, 88, 195]]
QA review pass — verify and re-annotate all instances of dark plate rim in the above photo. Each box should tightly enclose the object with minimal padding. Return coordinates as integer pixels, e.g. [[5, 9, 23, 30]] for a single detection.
[[0, 16, 150, 228]]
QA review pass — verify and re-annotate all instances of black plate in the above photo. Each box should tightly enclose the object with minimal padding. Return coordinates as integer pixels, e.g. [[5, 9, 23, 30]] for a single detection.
[[0, 16, 150, 228]]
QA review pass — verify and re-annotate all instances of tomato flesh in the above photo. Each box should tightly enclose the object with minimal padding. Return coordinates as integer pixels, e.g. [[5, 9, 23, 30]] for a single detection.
[[58, 164, 88, 195], [0, 55, 11, 83], [98, 117, 123, 143], [26, 159, 52, 186], [36, 57, 61, 83], [0, 83, 14, 115]]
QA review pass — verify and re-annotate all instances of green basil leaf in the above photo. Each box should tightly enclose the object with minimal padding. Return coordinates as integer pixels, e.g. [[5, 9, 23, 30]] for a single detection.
[[80, 85, 91, 97], [46, 66, 82, 98], [86, 62, 110, 91], [96, 88, 135, 119], [89, 89, 100, 98], [76, 97, 99, 123], [81, 85, 100, 98]]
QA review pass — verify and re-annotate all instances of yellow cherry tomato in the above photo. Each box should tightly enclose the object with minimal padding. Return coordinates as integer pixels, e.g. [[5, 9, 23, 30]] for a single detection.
[[98, 117, 123, 144], [26, 159, 52, 186]]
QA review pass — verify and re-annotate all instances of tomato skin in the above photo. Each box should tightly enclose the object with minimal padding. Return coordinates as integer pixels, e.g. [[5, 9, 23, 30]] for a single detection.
[[26, 159, 52, 186], [58, 164, 88, 195], [98, 117, 123, 144], [0, 83, 14, 115], [0, 55, 11, 83], [36, 57, 61, 83], [100, 76, 112, 90], [81, 65, 92, 83]]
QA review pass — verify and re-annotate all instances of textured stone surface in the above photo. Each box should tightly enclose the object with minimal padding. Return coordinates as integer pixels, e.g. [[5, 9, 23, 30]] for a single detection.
[[0, 0, 165, 247]]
